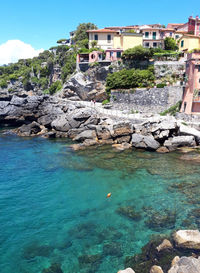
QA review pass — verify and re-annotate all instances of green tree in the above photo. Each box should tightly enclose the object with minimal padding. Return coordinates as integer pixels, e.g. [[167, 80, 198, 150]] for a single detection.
[[74, 23, 97, 43], [122, 45, 152, 60], [164, 37, 178, 51]]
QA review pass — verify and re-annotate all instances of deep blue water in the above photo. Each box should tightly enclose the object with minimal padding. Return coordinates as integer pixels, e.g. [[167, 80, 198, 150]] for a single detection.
[[1, 133, 200, 273]]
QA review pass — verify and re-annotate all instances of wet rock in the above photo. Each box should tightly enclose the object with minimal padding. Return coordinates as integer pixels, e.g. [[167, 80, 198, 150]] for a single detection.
[[132, 134, 160, 150], [156, 239, 173, 252], [116, 206, 141, 221], [114, 135, 131, 144], [173, 230, 200, 249], [112, 143, 132, 151], [156, 146, 169, 153], [168, 256, 200, 273], [150, 265, 164, 273], [103, 242, 122, 257], [42, 263, 63, 273], [17, 121, 42, 136], [51, 115, 71, 132], [73, 129, 97, 142]]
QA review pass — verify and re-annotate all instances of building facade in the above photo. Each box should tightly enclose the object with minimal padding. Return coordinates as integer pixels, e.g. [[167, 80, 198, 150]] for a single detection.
[[180, 52, 200, 114]]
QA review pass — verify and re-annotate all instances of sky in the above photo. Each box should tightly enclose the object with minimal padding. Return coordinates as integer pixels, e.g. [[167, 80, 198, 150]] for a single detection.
[[0, 0, 200, 64]]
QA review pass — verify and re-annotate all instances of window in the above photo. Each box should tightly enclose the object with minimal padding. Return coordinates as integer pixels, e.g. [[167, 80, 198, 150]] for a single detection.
[[153, 32, 157, 39], [94, 34, 98, 41], [170, 32, 172, 37], [175, 35, 179, 39], [107, 34, 111, 43], [117, 52, 121, 58], [153, 42, 157, 48], [145, 32, 149, 38], [198, 65, 200, 72], [181, 40, 184, 47], [184, 102, 187, 112], [145, 42, 149, 47]]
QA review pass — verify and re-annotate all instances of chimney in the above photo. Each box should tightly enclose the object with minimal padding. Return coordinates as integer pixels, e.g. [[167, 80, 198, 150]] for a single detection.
[[196, 15, 199, 20]]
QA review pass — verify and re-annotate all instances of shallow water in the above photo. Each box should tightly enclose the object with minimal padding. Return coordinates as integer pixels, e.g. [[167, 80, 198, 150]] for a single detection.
[[0, 134, 200, 273]]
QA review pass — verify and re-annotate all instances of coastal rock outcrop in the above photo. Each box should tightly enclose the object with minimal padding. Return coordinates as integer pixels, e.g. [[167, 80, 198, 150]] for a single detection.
[[118, 268, 135, 273], [164, 136, 196, 150], [131, 134, 160, 150], [168, 256, 200, 273], [173, 230, 200, 249]]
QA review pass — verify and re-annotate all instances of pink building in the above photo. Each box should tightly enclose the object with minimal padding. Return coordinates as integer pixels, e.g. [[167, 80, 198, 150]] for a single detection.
[[180, 52, 200, 114], [168, 16, 200, 36]]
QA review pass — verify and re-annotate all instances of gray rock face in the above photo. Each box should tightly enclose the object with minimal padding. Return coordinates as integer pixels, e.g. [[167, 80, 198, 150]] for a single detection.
[[131, 134, 160, 150], [61, 67, 108, 102], [73, 130, 97, 141], [168, 256, 200, 273], [179, 124, 200, 144], [164, 136, 196, 149], [173, 230, 200, 249]]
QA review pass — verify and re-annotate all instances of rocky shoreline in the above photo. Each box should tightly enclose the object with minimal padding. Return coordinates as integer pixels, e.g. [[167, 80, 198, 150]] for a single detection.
[[1, 92, 200, 155], [119, 230, 200, 273]]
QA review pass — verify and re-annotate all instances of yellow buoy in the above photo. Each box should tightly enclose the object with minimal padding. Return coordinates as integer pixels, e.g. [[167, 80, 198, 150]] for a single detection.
[[107, 192, 112, 198]]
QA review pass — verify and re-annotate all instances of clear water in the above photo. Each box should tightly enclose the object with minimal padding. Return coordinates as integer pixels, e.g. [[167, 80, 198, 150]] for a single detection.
[[1, 134, 200, 273]]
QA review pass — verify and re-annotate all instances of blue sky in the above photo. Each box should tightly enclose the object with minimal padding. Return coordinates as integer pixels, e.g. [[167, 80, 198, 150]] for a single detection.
[[1, 0, 200, 50]]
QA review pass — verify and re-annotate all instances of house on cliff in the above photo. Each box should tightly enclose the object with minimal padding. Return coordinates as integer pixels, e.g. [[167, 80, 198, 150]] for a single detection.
[[181, 51, 200, 114]]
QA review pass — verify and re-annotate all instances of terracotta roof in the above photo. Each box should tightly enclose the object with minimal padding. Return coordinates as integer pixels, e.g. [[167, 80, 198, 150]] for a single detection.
[[181, 33, 200, 38], [87, 28, 117, 33], [104, 26, 138, 29]]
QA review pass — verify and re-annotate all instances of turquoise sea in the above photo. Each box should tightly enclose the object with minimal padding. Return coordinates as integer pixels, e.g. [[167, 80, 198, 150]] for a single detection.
[[1, 133, 200, 273]]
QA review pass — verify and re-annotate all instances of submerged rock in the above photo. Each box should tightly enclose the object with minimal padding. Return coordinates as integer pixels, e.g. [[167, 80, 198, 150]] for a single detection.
[[103, 242, 122, 257], [116, 206, 141, 221], [22, 242, 52, 260], [42, 263, 63, 273], [145, 210, 176, 231]]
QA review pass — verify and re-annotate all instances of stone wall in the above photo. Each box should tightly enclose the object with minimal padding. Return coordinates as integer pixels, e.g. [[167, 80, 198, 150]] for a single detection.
[[110, 86, 183, 113], [154, 61, 185, 78]]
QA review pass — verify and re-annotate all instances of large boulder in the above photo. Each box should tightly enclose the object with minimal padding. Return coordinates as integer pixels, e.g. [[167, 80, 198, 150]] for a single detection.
[[17, 121, 42, 136], [112, 122, 133, 138], [179, 124, 200, 144], [168, 256, 200, 273], [150, 265, 164, 273], [164, 136, 196, 149], [173, 230, 200, 249], [131, 134, 160, 150], [73, 130, 97, 142], [51, 115, 71, 132]]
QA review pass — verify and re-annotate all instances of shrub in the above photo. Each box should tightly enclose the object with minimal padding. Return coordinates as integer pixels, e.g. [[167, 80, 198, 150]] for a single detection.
[[0, 79, 8, 88], [49, 81, 62, 95], [160, 101, 182, 116], [156, 83, 166, 88], [106, 68, 155, 92], [102, 99, 110, 105], [122, 45, 152, 60], [57, 39, 67, 44]]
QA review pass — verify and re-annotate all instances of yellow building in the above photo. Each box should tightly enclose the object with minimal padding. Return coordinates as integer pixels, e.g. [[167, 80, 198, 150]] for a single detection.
[[178, 34, 200, 52], [113, 33, 143, 50], [87, 28, 143, 51]]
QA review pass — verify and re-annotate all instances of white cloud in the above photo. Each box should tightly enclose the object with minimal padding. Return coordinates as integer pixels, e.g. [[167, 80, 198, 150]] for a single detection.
[[0, 40, 44, 65]]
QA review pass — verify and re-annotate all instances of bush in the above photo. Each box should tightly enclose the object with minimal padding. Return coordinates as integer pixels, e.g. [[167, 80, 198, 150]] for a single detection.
[[106, 68, 155, 92], [102, 99, 110, 105], [0, 79, 8, 88], [156, 83, 166, 88], [49, 81, 62, 95], [89, 62, 99, 67], [160, 101, 182, 116], [122, 45, 152, 61]]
